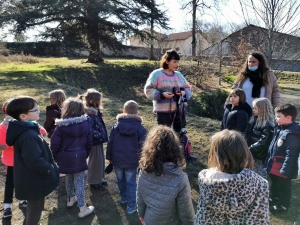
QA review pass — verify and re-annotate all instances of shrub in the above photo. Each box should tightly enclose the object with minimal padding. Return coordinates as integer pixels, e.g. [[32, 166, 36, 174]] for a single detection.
[[223, 75, 236, 83], [189, 89, 229, 120], [0, 54, 39, 64]]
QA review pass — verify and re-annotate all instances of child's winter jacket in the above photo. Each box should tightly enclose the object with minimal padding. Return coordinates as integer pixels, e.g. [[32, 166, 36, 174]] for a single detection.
[[221, 102, 252, 132], [244, 117, 275, 160], [264, 121, 300, 179], [85, 107, 108, 145], [194, 168, 269, 225], [51, 115, 93, 174], [106, 113, 146, 169], [44, 104, 61, 138], [6, 120, 59, 200], [137, 162, 195, 225]]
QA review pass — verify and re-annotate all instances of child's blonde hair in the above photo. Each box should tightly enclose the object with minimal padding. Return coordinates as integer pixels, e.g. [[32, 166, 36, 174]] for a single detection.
[[250, 97, 274, 128], [80, 88, 102, 110], [49, 89, 66, 108], [208, 129, 254, 174], [124, 100, 138, 114], [228, 88, 246, 105], [62, 98, 85, 118]]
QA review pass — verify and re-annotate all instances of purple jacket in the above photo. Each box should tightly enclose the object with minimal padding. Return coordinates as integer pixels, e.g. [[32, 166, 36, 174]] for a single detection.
[[85, 107, 108, 145], [50, 115, 93, 174], [106, 114, 147, 169]]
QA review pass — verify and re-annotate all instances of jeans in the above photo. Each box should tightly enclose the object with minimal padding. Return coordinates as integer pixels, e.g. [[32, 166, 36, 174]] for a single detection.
[[114, 167, 137, 208]]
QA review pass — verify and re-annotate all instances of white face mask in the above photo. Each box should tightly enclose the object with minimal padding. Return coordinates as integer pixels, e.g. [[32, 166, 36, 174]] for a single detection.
[[248, 65, 258, 71]]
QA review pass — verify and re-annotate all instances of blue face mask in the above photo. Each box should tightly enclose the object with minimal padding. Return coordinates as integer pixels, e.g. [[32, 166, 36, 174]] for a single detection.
[[248, 65, 258, 71]]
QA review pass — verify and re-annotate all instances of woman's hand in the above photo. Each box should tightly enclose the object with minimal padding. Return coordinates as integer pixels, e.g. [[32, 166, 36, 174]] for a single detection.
[[162, 92, 174, 98]]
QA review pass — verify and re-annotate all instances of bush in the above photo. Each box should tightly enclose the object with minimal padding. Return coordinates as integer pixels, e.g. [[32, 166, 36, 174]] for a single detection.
[[223, 75, 236, 83], [0, 54, 39, 63], [189, 89, 229, 120]]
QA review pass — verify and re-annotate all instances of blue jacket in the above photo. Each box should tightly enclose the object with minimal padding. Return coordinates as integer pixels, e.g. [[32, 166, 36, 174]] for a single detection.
[[264, 121, 300, 179], [221, 102, 252, 133], [106, 114, 147, 169], [50, 115, 93, 174], [85, 107, 108, 145], [6, 121, 59, 200]]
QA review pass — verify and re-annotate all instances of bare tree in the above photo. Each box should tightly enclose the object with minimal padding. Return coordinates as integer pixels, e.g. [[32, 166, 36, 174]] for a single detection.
[[180, 0, 221, 57], [238, 0, 300, 61]]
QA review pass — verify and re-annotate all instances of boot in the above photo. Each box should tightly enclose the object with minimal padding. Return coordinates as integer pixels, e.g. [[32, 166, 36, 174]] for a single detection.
[[67, 196, 77, 208], [78, 204, 95, 218]]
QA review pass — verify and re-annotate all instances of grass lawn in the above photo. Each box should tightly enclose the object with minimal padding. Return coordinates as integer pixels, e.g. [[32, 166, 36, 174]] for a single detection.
[[0, 57, 299, 225]]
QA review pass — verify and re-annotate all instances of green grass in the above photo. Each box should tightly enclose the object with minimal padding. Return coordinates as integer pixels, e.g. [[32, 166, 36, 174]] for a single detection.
[[0, 57, 299, 225]]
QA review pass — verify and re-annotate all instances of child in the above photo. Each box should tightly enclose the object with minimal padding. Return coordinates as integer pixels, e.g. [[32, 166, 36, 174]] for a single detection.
[[44, 89, 66, 138], [194, 129, 269, 225], [221, 88, 252, 132], [264, 103, 300, 213], [144, 49, 192, 132], [244, 97, 275, 179], [5, 96, 59, 225], [50, 98, 94, 218], [106, 100, 146, 215], [137, 125, 195, 225], [81, 88, 108, 190]]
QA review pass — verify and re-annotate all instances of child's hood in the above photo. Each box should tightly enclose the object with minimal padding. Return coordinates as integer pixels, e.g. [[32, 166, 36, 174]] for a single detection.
[[6, 120, 39, 146], [280, 121, 300, 134], [162, 162, 183, 176], [227, 102, 252, 117], [1, 115, 14, 126], [115, 113, 142, 136], [54, 115, 89, 138], [85, 106, 98, 115], [198, 168, 267, 214]]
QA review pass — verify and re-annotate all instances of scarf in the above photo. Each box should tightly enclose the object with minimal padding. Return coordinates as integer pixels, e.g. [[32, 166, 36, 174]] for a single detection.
[[247, 70, 263, 98]]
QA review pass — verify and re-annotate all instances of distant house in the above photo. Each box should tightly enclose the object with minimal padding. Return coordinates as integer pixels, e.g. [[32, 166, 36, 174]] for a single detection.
[[203, 24, 300, 60], [129, 29, 210, 56]]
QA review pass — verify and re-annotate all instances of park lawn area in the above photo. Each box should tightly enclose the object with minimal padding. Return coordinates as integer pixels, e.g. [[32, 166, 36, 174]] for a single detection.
[[0, 57, 299, 225]]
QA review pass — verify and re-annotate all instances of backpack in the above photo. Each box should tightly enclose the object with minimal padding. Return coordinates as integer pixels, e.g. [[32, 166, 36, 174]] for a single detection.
[[180, 134, 197, 161]]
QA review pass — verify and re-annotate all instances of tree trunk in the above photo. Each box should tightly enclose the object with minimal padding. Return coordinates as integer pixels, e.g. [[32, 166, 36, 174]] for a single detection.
[[191, 0, 197, 57], [148, 0, 155, 60]]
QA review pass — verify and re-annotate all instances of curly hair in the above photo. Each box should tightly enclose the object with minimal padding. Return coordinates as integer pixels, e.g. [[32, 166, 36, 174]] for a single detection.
[[139, 125, 186, 176], [236, 51, 270, 86], [208, 129, 254, 174], [250, 97, 274, 128], [79, 88, 102, 110]]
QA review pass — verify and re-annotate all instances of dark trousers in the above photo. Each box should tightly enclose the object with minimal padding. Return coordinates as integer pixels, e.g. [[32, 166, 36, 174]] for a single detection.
[[269, 173, 291, 208], [157, 112, 175, 127], [4, 166, 14, 203], [25, 198, 45, 225]]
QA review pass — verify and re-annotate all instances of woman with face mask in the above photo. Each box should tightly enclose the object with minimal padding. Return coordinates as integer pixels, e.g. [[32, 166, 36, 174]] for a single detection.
[[231, 52, 280, 108]]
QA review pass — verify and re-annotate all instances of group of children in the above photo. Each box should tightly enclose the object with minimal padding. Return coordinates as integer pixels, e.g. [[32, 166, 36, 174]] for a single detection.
[[0, 51, 299, 225], [221, 87, 300, 215]]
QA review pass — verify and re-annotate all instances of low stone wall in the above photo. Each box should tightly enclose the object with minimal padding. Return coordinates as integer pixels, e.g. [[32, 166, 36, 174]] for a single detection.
[[270, 59, 300, 72]]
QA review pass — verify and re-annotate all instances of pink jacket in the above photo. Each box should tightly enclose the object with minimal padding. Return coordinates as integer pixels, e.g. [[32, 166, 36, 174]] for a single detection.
[[0, 116, 47, 167], [0, 116, 14, 166]]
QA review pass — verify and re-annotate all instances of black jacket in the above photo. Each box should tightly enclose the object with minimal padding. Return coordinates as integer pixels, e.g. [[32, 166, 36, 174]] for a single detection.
[[44, 104, 61, 138], [244, 117, 275, 160], [6, 120, 59, 200], [221, 102, 252, 133], [264, 121, 300, 179]]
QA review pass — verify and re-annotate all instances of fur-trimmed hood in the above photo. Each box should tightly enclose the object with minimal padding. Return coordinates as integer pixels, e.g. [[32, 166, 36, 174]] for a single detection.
[[198, 168, 269, 214], [55, 115, 87, 127], [85, 106, 98, 115], [1, 115, 14, 126], [116, 113, 142, 122], [114, 113, 143, 136]]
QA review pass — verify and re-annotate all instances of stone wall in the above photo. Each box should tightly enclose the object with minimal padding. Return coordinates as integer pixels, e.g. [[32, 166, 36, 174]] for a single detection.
[[270, 59, 300, 72]]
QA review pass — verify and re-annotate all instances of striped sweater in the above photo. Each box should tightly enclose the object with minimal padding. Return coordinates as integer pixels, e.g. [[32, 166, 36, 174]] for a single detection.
[[144, 68, 192, 113]]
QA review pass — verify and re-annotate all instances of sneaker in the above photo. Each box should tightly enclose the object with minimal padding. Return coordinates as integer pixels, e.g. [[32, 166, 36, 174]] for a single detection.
[[270, 205, 288, 213], [269, 197, 279, 206], [126, 207, 137, 215], [3, 208, 12, 218], [119, 198, 127, 205], [67, 196, 77, 208], [90, 184, 106, 190], [59, 173, 66, 178], [78, 204, 95, 218], [19, 200, 28, 208]]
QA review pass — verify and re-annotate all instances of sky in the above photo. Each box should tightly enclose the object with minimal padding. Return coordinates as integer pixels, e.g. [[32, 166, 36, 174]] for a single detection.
[[1, 0, 247, 42]]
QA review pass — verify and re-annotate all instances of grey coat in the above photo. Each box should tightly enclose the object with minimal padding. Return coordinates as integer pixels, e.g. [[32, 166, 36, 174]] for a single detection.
[[137, 162, 195, 225]]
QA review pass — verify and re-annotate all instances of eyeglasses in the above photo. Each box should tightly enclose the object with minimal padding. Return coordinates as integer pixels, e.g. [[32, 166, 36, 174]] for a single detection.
[[28, 106, 39, 113]]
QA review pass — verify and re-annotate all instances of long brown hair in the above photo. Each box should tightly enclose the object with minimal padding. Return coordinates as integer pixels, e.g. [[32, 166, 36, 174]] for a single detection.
[[49, 89, 66, 108], [236, 51, 270, 86], [139, 125, 186, 176], [208, 129, 254, 174], [79, 88, 102, 110]]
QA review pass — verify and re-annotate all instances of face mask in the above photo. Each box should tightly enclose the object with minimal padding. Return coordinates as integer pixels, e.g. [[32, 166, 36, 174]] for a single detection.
[[248, 65, 258, 71]]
